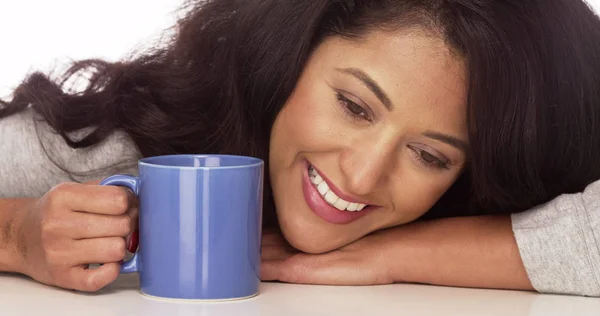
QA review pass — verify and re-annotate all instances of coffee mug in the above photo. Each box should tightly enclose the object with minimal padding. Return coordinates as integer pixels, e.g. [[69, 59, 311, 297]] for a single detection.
[[99, 154, 264, 301]]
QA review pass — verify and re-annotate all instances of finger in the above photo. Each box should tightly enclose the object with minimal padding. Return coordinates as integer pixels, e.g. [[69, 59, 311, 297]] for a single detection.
[[262, 231, 287, 246], [50, 182, 135, 215], [260, 259, 282, 281], [262, 232, 298, 256], [65, 262, 121, 292], [271, 254, 390, 285], [261, 255, 331, 284], [127, 205, 139, 231], [66, 212, 133, 239], [70, 237, 128, 265], [261, 244, 293, 261], [124, 206, 139, 252]]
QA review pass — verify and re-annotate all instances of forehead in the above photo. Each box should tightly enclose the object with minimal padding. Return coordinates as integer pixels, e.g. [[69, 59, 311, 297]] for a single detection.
[[317, 28, 468, 136]]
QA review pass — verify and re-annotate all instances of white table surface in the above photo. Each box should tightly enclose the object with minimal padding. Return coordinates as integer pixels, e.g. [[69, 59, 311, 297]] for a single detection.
[[1, 273, 598, 316]]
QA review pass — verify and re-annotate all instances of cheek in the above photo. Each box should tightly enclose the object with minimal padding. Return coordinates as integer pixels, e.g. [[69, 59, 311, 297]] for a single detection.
[[387, 168, 459, 224], [273, 89, 340, 155]]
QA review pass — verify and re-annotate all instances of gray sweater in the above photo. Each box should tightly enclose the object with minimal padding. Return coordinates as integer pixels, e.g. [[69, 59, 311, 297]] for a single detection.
[[1, 109, 599, 296]]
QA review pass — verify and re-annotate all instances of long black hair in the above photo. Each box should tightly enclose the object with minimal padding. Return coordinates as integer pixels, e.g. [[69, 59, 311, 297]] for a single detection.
[[2, 0, 600, 225]]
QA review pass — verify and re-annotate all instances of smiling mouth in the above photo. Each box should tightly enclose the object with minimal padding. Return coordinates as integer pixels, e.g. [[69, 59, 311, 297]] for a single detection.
[[308, 165, 370, 212]]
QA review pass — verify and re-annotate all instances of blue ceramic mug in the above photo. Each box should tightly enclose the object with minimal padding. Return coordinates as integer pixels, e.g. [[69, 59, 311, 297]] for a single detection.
[[99, 154, 264, 301]]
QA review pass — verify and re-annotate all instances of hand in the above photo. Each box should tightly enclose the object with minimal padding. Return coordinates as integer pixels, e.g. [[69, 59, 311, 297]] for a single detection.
[[261, 229, 395, 285], [14, 181, 138, 292]]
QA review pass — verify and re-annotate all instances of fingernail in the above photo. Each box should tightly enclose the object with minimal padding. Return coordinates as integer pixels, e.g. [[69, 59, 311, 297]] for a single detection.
[[127, 230, 139, 252]]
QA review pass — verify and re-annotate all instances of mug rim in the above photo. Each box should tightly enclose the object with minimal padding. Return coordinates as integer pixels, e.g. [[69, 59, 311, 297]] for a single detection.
[[139, 154, 264, 170]]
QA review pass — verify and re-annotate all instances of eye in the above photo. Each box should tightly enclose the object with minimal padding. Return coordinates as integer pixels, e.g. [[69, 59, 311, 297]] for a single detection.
[[420, 151, 439, 164], [335, 92, 372, 122], [407, 145, 450, 170]]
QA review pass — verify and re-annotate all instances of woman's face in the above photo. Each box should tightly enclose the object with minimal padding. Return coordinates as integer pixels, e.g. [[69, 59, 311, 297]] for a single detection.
[[269, 29, 468, 253]]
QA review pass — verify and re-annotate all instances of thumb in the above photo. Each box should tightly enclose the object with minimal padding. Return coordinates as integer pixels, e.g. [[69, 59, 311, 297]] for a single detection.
[[68, 263, 121, 292]]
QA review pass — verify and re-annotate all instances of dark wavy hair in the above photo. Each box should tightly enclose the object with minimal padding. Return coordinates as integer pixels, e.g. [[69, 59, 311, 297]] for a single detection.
[[2, 0, 600, 225]]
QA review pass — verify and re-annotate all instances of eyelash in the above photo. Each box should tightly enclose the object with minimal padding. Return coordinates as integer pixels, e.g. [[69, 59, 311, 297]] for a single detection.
[[334, 91, 450, 171], [335, 92, 372, 122], [408, 145, 450, 170]]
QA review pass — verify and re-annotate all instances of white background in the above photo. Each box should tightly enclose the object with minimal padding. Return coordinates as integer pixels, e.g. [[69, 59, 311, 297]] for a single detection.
[[0, 0, 184, 98], [1, 0, 599, 98]]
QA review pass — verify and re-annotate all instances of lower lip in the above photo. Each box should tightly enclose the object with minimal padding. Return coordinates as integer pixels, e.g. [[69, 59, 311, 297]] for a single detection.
[[301, 162, 372, 225]]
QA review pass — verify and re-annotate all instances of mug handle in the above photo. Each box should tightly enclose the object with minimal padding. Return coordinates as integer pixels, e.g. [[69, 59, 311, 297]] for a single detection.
[[99, 174, 140, 274]]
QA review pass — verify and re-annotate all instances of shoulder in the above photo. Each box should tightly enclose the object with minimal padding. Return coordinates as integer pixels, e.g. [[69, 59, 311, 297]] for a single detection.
[[512, 180, 600, 226], [0, 108, 141, 197]]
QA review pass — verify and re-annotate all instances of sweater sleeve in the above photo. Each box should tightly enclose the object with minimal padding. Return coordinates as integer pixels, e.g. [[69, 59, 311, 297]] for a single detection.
[[511, 180, 600, 296]]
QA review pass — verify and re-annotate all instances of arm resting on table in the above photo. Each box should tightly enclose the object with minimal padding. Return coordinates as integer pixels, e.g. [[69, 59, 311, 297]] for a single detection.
[[389, 181, 600, 297], [388, 215, 535, 291]]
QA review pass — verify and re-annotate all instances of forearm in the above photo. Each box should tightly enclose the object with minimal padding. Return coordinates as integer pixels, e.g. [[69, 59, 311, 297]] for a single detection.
[[0, 198, 30, 273], [389, 215, 534, 291]]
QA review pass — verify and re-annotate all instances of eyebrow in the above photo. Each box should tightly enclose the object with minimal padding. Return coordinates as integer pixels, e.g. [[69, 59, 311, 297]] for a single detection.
[[335, 67, 394, 110], [335, 68, 467, 153], [423, 131, 469, 154]]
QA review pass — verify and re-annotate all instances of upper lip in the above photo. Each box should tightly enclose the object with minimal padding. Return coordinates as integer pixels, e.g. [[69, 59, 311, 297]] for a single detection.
[[308, 162, 372, 205]]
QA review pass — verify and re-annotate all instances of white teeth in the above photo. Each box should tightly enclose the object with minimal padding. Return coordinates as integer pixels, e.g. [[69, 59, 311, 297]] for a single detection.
[[313, 174, 323, 184], [333, 199, 350, 211], [309, 165, 369, 212], [310, 172, 323, 185], [324, 191, 339, 204], [347, 203, 359, 211], [317, 181, 329, 195]]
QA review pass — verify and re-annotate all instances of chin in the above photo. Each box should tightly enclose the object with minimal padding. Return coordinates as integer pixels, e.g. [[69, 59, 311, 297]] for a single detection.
[[283, 228, 339, 254], [276, 213, 353, 254]]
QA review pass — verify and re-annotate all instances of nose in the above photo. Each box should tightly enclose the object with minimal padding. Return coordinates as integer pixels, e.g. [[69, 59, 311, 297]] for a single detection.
[[339, 136, 396, 196]]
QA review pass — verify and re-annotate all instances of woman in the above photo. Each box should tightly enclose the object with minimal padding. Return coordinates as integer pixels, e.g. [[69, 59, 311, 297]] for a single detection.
[[0, 0, 599, 296]]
